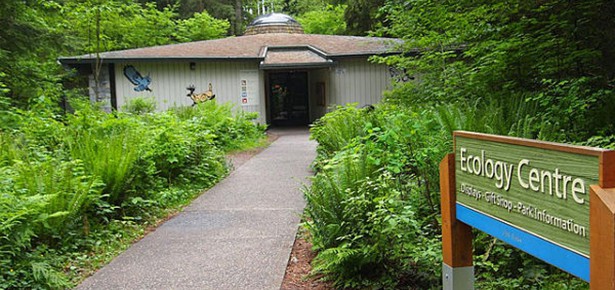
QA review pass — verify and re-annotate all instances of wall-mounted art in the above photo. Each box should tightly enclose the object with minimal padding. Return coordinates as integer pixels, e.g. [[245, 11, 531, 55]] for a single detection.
[[123, 65, 152, 92], [186, 83, 215, 106]]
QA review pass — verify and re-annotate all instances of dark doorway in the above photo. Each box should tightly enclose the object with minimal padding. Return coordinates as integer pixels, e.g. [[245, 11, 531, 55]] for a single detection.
[[268, 71, 309, 126]]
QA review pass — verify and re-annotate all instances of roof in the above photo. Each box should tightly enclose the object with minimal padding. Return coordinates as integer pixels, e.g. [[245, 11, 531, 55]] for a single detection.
[[58, 33, 402, 65], [260, 46, 332, 69]]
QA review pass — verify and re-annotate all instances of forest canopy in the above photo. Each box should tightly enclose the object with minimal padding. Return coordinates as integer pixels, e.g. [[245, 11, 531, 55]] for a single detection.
[[375, 0, 615, 141]]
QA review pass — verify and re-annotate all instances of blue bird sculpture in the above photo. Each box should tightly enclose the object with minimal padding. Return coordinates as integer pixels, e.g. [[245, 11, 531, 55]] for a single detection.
[[123, 65, 152, 92]]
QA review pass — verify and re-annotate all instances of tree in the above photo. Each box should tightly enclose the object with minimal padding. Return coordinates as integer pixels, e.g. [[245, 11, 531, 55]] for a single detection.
[[176, 11, 231, 41], [376, 0, 615, 139], [297, 5, 346, 35], [0, 0, 71, 106], [344, 0, 385, 35], [0, 0, 232, 107]]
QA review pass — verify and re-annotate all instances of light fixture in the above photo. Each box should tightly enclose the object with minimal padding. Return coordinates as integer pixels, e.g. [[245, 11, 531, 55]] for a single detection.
[[189, 62, 196, 70]]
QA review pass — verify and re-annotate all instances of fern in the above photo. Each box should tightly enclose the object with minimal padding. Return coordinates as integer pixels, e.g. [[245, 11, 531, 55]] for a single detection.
[[31, 261, 70, 289]]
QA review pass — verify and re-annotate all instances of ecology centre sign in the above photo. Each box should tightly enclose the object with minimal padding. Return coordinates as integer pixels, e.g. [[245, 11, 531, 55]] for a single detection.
[[454, 132, 600, 258]]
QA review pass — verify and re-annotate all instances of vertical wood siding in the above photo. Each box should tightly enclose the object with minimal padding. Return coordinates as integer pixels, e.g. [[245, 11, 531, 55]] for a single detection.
[[114, 61, 266, 123], [308, 68, 330, 122], [111, 58, 390, 124], [329, 58, 391, 109]]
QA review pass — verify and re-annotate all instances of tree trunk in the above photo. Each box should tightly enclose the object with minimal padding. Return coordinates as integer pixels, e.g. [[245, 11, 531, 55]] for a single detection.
[[235, 0, 242, 35], [94, 7, 102, 102]]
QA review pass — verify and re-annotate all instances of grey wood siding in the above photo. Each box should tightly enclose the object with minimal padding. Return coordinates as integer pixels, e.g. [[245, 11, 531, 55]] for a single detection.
[[114, 61, 267, 123], [109, 58, 390, 125], [308, 69, 330, 122], [329, 58, 391, 108]]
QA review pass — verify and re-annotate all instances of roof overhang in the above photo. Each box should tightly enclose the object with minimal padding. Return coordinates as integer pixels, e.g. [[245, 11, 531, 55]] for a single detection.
[[258, 46, 334, 69], [58, 56, 263, 65], [57, 34, 403, 68]]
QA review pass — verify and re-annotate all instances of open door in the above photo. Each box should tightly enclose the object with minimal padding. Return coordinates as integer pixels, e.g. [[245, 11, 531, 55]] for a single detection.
[[268, 71, 309, 126]]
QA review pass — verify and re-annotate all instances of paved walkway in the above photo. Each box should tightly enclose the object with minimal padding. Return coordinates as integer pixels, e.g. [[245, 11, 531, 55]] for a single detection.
[[77, 128, 317, 290]]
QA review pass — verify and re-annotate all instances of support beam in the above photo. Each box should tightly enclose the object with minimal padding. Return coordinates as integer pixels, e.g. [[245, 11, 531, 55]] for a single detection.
[[440, 153, 474, 290]]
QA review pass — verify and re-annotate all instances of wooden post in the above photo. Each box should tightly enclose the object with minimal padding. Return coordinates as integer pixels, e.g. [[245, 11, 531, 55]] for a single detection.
[[590, 186, 615, 289], [600, 151, 615, 188], [591, 150, 615, 288], [440, 153, 474, 289]]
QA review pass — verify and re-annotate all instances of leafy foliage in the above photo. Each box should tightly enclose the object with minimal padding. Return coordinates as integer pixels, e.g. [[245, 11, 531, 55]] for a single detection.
[[62, 1, 230, 53], [375, 0, 615, 141], [306, 105, 446, 288], [297, 5, 346, 35], [175, 11, 231, 42], [307, 102, 594, 288], [0, 99, 265, 287], [343, 0, 385, 35], [304, 1, 615, 288]]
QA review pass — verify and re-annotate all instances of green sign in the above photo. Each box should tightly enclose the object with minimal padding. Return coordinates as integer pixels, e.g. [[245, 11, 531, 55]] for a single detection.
[[455, 134, 600, 257]]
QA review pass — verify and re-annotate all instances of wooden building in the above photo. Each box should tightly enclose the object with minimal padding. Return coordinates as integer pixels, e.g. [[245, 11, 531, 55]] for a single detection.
[[59, 13, 401, 126]]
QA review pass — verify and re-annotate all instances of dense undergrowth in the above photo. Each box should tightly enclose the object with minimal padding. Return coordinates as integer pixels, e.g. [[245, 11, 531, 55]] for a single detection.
[[305, 104, 608, 289], [305, 1, 615, 288], [0, 97, 265, 289]]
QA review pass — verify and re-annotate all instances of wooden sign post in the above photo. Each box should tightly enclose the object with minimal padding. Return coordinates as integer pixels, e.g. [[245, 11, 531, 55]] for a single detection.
[[441, 153, 474, 289], [440, 131, 615, 289]]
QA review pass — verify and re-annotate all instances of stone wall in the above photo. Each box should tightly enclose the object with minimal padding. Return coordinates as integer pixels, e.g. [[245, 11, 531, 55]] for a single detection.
[[88, 64, 112, 112]]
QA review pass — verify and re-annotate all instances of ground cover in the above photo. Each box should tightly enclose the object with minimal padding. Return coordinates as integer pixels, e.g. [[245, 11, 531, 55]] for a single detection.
[[282, 229, 333, 290], [302, 104, 595, 289], [0, 99, 266, 289]]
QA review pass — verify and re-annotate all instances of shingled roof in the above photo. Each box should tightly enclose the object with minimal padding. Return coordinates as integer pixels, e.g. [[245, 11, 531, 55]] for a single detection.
[[58, 33, 402, 64]]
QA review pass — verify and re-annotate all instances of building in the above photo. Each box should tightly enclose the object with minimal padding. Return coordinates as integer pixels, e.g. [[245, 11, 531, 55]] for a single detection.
[[59, 13, 401, 126]]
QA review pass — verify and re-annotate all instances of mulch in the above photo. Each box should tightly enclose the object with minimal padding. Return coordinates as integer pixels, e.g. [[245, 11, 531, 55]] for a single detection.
[[281, 236, 333, 290]]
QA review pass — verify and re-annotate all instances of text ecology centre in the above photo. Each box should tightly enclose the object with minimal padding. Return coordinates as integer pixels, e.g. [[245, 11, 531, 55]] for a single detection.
[[459, 148, 586, 205]]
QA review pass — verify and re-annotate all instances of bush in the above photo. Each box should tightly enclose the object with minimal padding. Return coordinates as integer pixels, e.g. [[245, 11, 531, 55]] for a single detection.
[[309, 105, 372, 169], [0, 159, 102, 289], [305, 104, 446, 288], [306, 103, 589, 288], [122, 97, 157, 115], [65, 112, 142, 205], [0, 99, 265, 287], [171, 101, 266, 151]]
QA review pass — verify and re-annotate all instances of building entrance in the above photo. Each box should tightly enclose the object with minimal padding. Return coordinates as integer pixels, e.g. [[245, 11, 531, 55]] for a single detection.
[[267, 71, 309, 126]]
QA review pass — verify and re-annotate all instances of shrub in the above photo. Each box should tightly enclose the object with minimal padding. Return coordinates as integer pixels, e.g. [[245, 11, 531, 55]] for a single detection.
[[171, 101, 266, 151], [309, 104, 371, 169], [0, 160, 101, 289], [136, 111, 227, 188], [307, 102, 590, 288], [123, 97, 157, 115], [65, 108, 143, 205], [305, 105, 446, 288], [0, 98, 265, 287]]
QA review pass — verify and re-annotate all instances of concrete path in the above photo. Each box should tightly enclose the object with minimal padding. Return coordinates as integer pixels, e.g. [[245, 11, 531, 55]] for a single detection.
[[77, 128, 316, 290]]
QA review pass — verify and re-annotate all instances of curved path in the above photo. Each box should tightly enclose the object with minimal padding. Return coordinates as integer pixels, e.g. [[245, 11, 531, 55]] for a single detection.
[[77, 128, 316, 290]]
